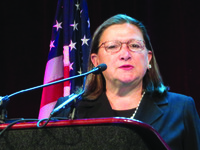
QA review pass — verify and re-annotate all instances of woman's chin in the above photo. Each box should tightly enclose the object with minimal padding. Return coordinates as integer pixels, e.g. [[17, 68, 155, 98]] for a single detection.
[[117, 77, 141, 86]]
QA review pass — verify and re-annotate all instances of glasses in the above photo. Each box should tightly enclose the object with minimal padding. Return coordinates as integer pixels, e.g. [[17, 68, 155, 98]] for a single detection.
[[99, 39, 146, 53]]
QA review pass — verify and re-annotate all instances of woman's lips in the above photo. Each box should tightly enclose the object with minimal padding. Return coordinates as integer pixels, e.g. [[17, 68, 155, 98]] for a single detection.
[[119, 65, 134, 70]]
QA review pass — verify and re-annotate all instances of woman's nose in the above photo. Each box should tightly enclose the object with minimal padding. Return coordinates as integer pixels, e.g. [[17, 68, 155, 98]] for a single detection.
[[119, 44, 132, 61]]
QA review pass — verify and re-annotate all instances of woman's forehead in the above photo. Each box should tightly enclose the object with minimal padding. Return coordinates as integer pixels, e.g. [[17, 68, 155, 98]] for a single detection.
[[100, 23, 144, 42]]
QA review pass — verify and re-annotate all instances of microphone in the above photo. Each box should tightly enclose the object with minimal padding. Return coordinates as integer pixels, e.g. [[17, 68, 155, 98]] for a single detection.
[[50, 64, 107, 117], [0, 64, 107, 121], [1, 63, 107, 99], [91, 63, 107, 74], [50, 91, 83, 117]]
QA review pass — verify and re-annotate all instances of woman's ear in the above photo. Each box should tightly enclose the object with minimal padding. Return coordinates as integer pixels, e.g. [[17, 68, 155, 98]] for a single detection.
[[147, 51, 152, 69], [91, 53, 99, 67], [147, 51, 152, 64]]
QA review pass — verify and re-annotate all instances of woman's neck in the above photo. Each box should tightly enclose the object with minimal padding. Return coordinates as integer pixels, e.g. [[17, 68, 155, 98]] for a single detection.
[[106, 83, 143, 110]]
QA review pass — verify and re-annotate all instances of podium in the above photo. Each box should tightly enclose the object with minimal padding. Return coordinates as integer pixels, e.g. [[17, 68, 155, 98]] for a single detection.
[[0, 117, 170, 150]]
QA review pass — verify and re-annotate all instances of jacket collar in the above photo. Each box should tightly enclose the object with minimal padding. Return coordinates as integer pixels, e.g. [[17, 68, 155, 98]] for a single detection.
[[87, 92, 169, 125], [134, 93, 168, 125]]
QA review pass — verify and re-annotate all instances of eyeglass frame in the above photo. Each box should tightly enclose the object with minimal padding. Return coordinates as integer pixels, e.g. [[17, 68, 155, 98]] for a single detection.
[[98, 39, 146, 53]]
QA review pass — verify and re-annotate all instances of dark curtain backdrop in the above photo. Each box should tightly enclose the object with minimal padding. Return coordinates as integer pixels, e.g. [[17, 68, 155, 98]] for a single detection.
[[1, 0, 200, 119]]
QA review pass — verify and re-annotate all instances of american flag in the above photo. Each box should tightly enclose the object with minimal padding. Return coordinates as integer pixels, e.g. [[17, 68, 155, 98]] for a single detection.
[[38, 0, 91, 119]]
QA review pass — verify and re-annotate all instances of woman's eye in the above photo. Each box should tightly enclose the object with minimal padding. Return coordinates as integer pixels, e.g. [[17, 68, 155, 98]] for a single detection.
[[107, 44, 118, 49], [130, 44, 140, 48]]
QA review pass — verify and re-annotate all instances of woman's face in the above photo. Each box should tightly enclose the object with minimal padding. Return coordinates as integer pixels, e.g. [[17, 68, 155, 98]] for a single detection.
[[91, 23, 152, 88]]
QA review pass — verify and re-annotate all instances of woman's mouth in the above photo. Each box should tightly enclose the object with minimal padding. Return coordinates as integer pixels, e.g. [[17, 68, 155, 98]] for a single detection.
[[119, 65, 134, 70]]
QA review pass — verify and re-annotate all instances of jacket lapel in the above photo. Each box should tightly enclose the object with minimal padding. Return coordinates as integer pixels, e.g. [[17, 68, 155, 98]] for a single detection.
[[134, 94, 168, 125]]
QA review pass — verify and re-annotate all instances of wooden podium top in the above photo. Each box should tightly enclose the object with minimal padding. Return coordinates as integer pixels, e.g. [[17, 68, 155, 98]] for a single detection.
[[0, 117, 155, 129]]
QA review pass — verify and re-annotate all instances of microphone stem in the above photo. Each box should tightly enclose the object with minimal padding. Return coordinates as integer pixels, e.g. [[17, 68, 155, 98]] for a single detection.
[[8, 69, 97, 99], [50, 90, 84, 117]]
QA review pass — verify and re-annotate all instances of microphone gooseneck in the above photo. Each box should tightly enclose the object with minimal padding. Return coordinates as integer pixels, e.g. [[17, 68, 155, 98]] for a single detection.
[[0, 63, 107, 123], [5, 64, 107, 99]]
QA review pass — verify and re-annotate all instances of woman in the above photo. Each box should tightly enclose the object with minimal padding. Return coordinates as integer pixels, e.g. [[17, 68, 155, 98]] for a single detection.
[[55, 14, 200, 149]]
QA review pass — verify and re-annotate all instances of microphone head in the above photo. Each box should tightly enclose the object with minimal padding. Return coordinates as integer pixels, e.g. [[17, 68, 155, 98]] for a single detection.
[[93, 63, 107, 74], [97, 63, 107, 71]]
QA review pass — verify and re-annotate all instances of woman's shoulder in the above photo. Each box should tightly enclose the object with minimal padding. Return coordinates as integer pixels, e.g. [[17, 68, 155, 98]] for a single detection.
[[155, 91, 195, 110], [166, 91, 193, 102], [151, 91, 194, 106]]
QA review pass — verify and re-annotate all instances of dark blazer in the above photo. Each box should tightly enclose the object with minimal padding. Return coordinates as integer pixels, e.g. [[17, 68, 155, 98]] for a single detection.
[[54, 92, 200, 150]]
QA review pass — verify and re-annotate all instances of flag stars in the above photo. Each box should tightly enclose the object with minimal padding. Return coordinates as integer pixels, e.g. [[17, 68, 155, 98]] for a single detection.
[[53, 20, 62, 31], [70, 20, 78, 31], [78, 67, 82, 75], [75, 2, 80, 10], [49, 40, 55, 50], [70, 62, 74, 71], [69, 40, 76, 51], [81, 35, 90, 46]]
